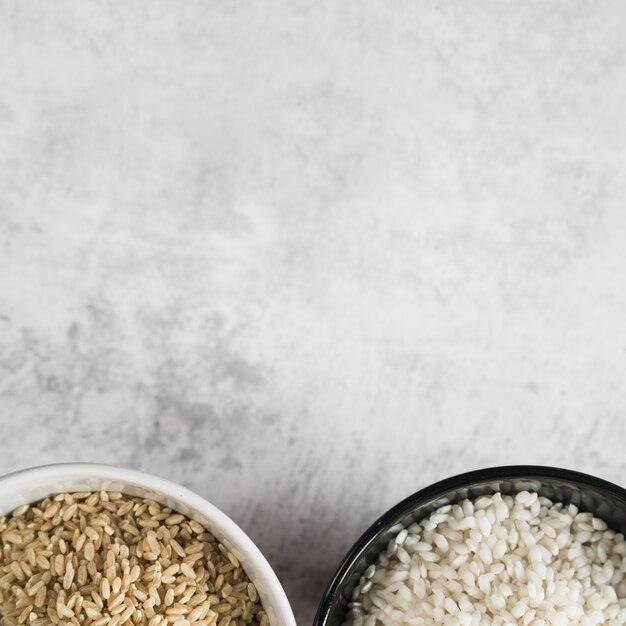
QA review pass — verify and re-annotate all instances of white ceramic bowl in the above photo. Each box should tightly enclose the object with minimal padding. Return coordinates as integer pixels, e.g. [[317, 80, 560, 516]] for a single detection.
[[0, 463, 296, 626]]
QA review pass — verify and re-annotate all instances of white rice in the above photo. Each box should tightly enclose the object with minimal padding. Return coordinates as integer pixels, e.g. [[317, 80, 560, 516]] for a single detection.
[[345, 492, 626, 626]]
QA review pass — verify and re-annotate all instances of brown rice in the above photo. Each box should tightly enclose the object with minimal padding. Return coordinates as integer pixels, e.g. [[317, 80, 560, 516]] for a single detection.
[[0, 492, 268, 626]]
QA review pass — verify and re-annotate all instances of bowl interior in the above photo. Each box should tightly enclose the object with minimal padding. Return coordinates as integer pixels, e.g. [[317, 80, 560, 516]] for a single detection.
[[0, 464, 296, 626], [315, 466, 626, 626], [0, 474, 188, 516]]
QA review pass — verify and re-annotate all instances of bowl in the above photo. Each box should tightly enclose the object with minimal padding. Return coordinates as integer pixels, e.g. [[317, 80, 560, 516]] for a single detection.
[[314, 465, 626, 626], [0, 463, 296, 626]]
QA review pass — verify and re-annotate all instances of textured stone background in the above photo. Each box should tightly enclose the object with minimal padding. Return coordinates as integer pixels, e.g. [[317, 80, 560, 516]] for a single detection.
[[2, 2, 626, 624]]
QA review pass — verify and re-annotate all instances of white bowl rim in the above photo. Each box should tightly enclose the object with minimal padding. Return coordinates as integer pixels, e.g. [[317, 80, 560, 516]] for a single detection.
[[0, 462, 296, 626]]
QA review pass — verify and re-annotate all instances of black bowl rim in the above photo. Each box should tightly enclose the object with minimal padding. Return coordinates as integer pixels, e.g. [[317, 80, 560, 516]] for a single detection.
[[313, 464, 626, 626]]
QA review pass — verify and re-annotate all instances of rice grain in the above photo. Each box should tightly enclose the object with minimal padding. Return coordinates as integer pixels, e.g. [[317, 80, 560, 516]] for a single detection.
[[346, 492, 626, 626], [0, 493, 268, 626]]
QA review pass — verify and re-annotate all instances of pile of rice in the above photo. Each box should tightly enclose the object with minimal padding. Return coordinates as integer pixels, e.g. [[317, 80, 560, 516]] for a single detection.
[[0, 491, 268, 626], [346, 491, 626, 626]]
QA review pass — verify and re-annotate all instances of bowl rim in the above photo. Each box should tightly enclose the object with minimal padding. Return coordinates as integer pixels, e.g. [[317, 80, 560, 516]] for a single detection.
[[313, 464, 626, 626], [0, 462, 296, 626]]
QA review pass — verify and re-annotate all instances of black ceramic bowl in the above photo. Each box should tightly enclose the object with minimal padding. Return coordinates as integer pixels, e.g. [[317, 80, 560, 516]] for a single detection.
[[314, 465, 626, 626]]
